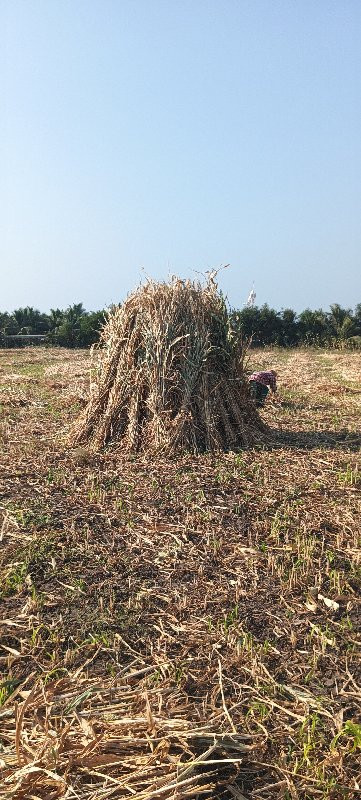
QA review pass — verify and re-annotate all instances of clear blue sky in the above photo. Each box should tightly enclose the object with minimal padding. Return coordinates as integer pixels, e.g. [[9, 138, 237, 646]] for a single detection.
[[1, 0, 360, 312]]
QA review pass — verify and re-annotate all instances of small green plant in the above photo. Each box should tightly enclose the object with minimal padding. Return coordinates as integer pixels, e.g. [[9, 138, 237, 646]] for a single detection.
[[328, 568, 345, 594], [339, 615, 354, 632], [65, 577, 86, 597], [233, 453, 245, 469], [43, 667, 68, 686], [270, 511, 284, 542], [222, 604, 239, 633], [13, 505, 51, 529], [87, 630, 112, 647], [172, 661, 187, 685], [30, 585, 45, 609], [215, 466, 233, 485], [298, 713, 321, 767], [46, 467, 65, 486], [332, 721, 361, 752], [239, 630, 254, 654], [308, 623, 336, 654], [0, 678, 19, 706], [246, 700, 270, 722], [338, 464, 359, 486], [326, 549, 335, 566], [1, 561, 27, 597], [30, 624, 44, 645]]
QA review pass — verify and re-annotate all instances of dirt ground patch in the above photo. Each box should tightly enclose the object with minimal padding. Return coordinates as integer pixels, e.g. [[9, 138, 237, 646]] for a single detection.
[[0, 347, 360, 799]]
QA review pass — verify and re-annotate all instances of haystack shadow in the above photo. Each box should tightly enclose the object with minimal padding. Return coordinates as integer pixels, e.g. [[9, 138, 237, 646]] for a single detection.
[[264, 428, 361, 451]]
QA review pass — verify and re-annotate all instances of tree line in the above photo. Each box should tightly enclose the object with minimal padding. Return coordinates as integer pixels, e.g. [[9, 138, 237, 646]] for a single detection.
[[230, 303, 361, 348], [0, 304, 104, 348], [0, 301, 360, 349]]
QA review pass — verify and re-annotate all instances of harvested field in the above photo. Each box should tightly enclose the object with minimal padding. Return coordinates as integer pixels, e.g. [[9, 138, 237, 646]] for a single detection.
[[0, 346, 360, 799]]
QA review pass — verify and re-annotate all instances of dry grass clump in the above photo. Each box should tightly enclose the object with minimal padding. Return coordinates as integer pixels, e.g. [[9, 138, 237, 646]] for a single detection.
[[71, 277, 263, 453]]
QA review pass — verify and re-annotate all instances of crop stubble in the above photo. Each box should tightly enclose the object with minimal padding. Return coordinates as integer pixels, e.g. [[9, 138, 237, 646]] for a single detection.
[[0, 346, 360, 799]]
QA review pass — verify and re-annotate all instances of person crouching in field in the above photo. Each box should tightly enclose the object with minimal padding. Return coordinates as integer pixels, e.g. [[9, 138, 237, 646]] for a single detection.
[[248, 370, 277, 408]]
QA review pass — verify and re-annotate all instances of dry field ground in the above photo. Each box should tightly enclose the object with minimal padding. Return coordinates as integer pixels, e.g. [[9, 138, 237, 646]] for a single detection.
[[0, 347, 360, 800]]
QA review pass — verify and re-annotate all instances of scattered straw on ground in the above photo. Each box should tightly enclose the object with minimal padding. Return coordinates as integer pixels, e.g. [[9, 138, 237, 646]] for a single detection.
[[0, 346, 360, 799]]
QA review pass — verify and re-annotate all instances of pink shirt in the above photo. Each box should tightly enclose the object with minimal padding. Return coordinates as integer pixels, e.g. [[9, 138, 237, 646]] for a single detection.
[[249, 371, 277, 392]]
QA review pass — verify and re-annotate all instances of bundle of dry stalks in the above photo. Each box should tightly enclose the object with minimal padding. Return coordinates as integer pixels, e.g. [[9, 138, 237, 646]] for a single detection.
[[1, 669, 257, 800], [72, 277, 264, 453]]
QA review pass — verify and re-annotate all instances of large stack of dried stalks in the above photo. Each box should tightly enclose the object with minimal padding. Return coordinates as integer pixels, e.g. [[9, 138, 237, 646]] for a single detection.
[[72, 277, 264, 453]]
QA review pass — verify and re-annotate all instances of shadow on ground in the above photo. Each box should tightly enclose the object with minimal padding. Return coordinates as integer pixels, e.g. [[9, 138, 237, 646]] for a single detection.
[[265, 428, 361, 451]]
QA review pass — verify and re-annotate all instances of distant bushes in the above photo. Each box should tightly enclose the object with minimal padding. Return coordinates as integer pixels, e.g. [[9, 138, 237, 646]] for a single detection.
[[0, 301, 360, 348]]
